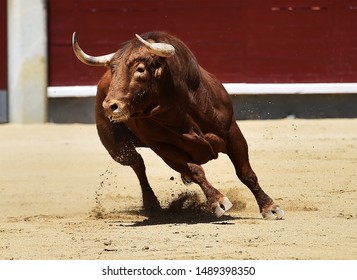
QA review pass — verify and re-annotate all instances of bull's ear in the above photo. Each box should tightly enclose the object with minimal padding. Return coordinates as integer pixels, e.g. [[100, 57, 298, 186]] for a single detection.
[[152, 57, 165, 78], [154, 67, 163, 78]]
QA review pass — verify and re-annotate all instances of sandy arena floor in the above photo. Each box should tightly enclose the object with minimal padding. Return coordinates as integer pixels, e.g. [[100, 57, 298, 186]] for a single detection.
[[0, 119, 356, 260]]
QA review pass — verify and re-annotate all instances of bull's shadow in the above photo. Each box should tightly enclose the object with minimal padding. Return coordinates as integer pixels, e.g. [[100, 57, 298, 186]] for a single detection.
[[107, 193, 251, 227], [126, 209, 240, 227]]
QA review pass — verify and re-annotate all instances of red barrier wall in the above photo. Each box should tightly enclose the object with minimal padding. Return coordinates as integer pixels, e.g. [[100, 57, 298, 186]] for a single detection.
[[48, 0, 357, 86]]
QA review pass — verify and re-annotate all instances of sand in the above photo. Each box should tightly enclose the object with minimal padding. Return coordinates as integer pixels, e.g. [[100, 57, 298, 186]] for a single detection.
[[0, 119, 356, 260]]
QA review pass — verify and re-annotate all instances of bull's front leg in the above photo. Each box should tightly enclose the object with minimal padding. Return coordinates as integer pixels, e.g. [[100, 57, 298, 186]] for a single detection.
[[226, 121, 285, 220], [97, 121, 161, 214], [123, 149, 162, 214]]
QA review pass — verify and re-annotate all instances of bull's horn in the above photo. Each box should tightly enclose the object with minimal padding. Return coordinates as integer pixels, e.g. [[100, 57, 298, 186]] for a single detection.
[[135, 34, 175, 58], [72, 32, 115, 67]]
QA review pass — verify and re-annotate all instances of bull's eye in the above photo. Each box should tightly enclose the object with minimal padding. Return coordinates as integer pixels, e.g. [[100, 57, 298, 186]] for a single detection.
[[136, 66, 145, 73], [134, 63, 147, 79]]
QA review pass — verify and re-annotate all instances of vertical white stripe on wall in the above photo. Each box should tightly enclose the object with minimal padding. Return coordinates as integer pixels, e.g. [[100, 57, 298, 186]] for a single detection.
[[7, 0, 47, 123]]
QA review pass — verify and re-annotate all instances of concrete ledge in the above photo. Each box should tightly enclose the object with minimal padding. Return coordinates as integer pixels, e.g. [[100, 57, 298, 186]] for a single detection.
[[0, 90, 8, 123], [48, 94, 357, 123], [48, 97, 96, 123], [231, 93, 357, 120], [47, 83, 357, 123]]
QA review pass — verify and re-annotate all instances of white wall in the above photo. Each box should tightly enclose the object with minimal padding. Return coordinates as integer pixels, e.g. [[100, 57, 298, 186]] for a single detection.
[[7, 0, 47, 123]]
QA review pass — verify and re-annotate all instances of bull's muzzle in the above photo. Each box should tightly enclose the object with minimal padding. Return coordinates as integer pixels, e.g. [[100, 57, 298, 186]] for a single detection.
[[102, 99, 129, 123]]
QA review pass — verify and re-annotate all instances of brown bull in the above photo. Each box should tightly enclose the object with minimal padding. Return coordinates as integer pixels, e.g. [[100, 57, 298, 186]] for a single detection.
[[72, 31, 284, 219]]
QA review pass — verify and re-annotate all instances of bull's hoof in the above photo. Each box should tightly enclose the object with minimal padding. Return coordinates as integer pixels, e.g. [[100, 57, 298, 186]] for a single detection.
[[261, 205, 285, 220], [180, 174, 193, 185], [213, 197, 233, 218], [144, 204, 162, 216], [143, 197, 162, 216]]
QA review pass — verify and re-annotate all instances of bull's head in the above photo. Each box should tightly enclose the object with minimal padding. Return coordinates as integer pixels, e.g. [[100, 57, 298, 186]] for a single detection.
[[72, 32, 175, 123]]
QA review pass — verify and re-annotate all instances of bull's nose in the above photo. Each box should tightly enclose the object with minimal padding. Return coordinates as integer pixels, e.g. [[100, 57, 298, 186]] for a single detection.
[[109, 103, 119, 113], [103, 100, 122, 114]]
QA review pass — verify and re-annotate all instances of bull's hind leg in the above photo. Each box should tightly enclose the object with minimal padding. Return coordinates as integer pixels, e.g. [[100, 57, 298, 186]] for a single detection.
[[186, 163, 232, 217], [226, 121, 284, 219], [97, 122, 161, 214], [152, 144, 232, 217]]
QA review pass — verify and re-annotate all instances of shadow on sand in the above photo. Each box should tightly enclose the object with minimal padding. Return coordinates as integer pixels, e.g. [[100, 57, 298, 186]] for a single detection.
[[103, 192, 259, 227]]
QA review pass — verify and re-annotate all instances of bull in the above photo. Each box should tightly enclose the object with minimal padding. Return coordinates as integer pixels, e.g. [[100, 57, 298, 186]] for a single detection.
[[72, 31, 284, 219]]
